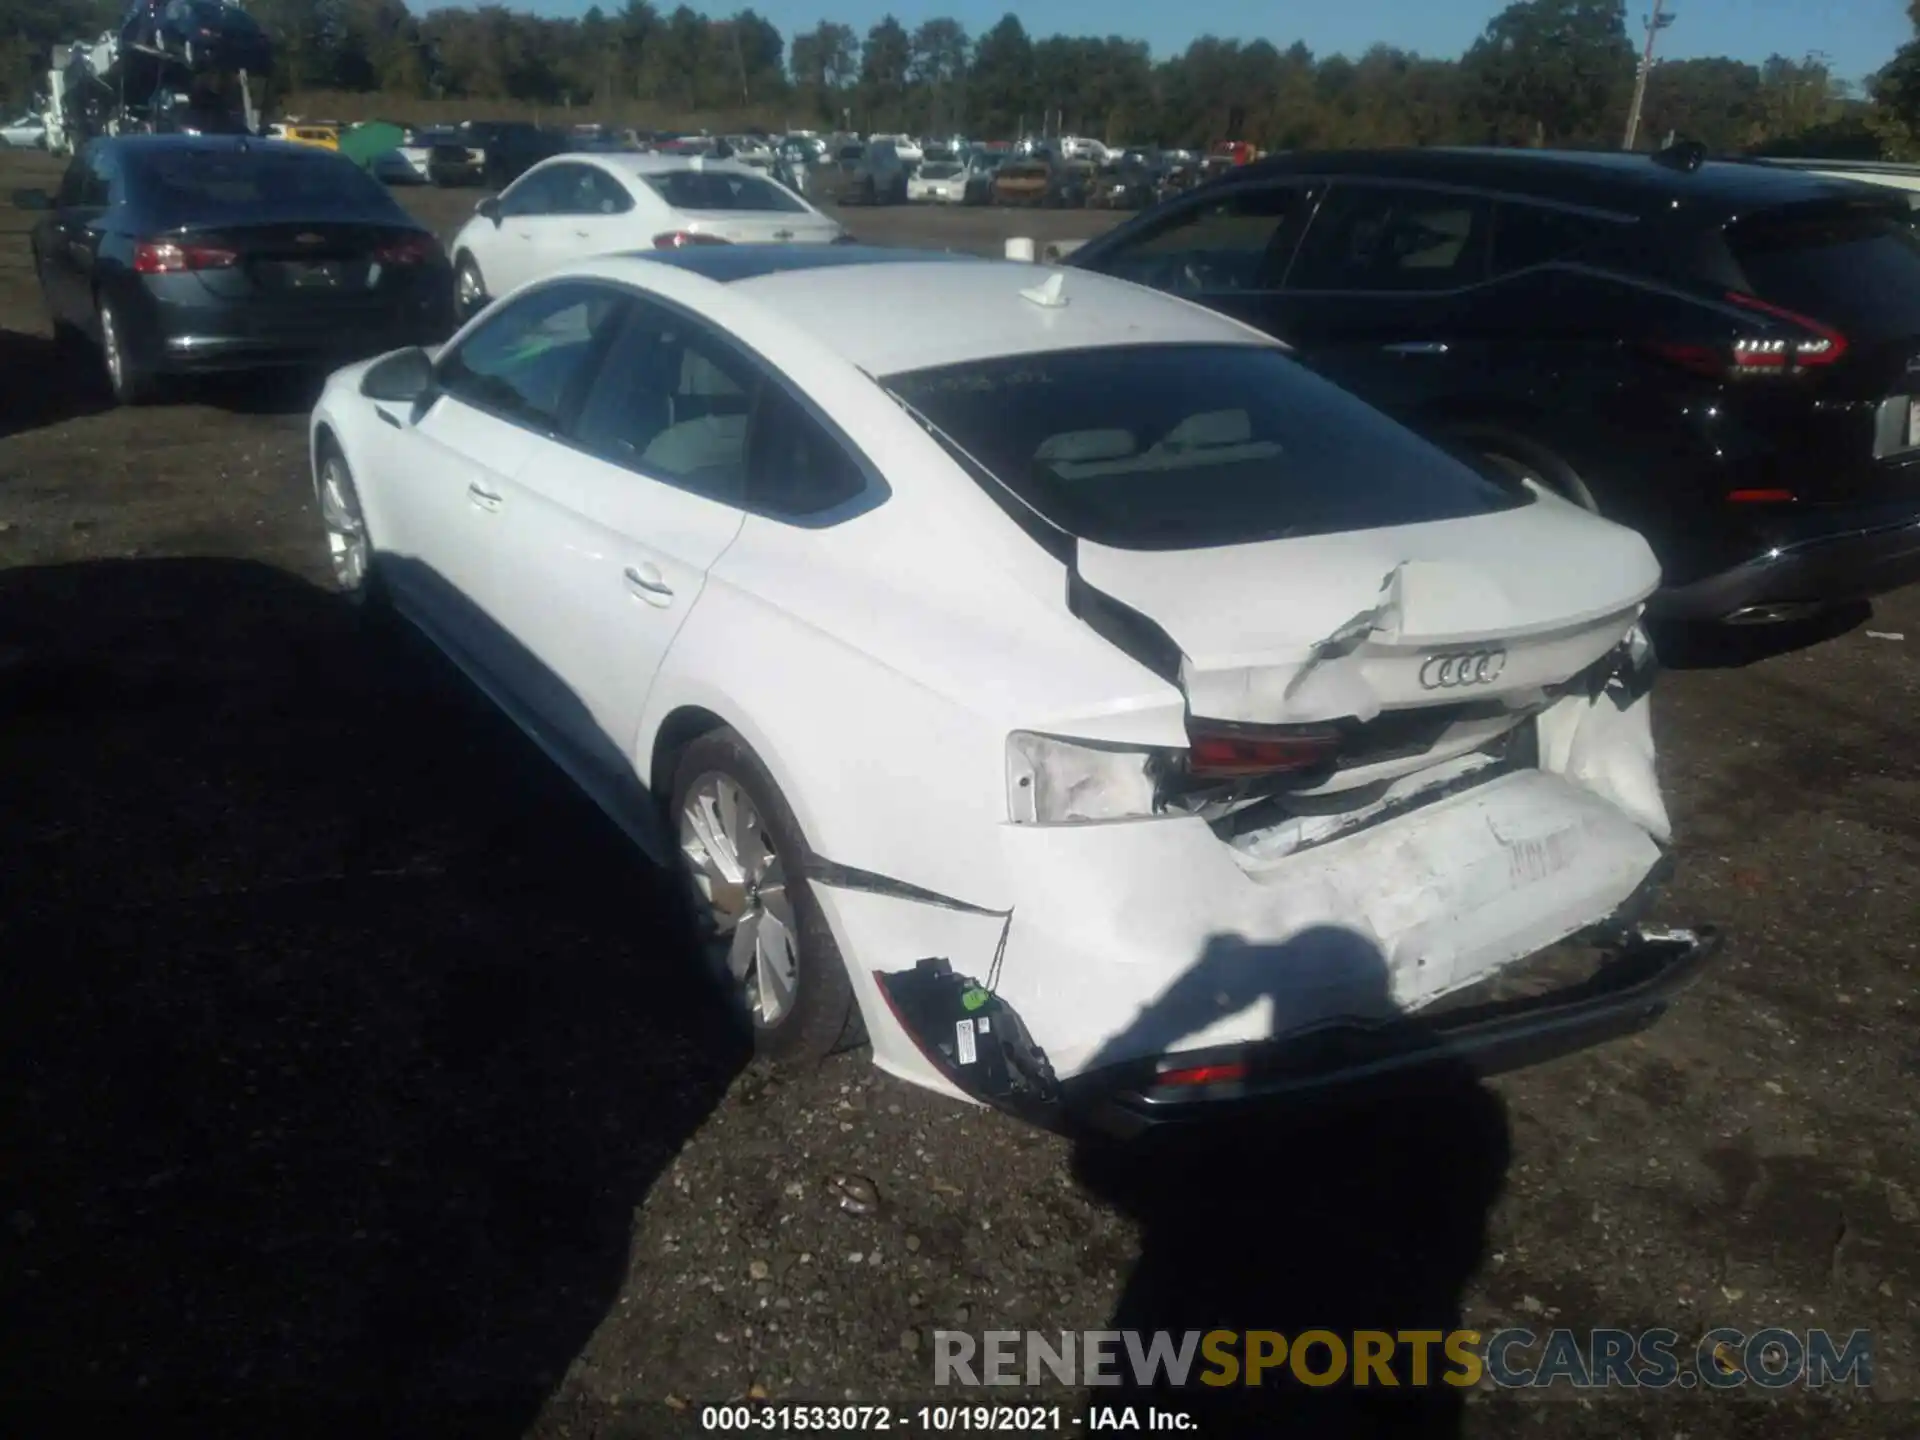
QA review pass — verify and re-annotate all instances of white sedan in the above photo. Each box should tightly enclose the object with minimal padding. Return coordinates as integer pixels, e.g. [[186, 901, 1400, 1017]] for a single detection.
[[907, 159, 967, 203], [309, 249, 1713, 1131], [447, 152, 842, 320]]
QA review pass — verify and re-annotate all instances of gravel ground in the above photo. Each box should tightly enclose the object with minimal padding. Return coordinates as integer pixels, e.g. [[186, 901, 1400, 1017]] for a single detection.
[[2, 150, 1917, 1439]]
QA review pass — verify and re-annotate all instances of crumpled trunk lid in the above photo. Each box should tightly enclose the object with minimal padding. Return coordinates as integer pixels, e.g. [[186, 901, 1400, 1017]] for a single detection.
[[1073, 497, 1661, 726]]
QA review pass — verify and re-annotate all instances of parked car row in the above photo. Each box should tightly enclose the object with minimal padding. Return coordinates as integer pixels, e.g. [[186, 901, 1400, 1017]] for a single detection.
[[23, 132, 1920, 1134]]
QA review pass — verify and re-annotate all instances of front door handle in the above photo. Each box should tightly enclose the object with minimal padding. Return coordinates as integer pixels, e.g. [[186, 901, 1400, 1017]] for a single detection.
[[1382, 340, 1451, 356], [467, 482, 503, 513], [623, 564, 674, 607]]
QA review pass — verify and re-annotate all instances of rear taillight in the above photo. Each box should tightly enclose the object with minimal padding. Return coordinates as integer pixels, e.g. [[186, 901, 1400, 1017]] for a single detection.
[[1185, 720, 1343, 780], [653, 230, 729, 249], [372, 233, 439, 265], [133, 239, 237, 274], [1155, 1060, 1249, 1089], [1648, 290, 1849, 379]]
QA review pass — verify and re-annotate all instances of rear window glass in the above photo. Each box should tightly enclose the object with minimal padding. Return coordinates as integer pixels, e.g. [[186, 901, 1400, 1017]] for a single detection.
[[642, 170, 805, 213], [919, 162, 962, 179], [128, 147, 399, 223], [883, 344, 1527, 550], [1724, 201, 1920, 337]]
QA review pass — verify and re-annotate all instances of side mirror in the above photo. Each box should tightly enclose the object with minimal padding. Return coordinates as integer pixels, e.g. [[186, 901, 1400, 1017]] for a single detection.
[[476, 195, 501, 224], [360, 346, 437, 405], [11, 188, 52, 211]]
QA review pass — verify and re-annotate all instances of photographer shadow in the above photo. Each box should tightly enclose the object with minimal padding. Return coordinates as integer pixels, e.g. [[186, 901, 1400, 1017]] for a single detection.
[[1073, 927, 1512, 1438]]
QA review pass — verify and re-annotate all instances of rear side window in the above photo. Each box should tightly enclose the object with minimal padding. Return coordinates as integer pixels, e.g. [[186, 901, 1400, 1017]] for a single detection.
[[644, 171, 805, 213], [127, 147, 398, 224], [1288, 185, 1492, 292], [1491, 203, 1618, 275], [883, 344, 1527, 551], [747, 385, 867, 515], [1723, 201, 1920, 338]]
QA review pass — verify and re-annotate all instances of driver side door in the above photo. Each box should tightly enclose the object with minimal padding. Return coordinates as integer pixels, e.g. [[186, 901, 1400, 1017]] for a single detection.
[[481, 165, 567, 297]]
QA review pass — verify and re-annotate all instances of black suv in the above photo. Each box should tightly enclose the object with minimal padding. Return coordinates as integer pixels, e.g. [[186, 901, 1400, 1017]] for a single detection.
[[1067, 146, 1920, 623]]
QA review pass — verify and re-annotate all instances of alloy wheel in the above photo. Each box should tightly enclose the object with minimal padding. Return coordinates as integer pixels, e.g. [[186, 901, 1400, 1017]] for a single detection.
[[100, 306, 124, 394], [317, 455, 369, 592], [455, 262, 485, 317], [678, 772, 800, 1028]]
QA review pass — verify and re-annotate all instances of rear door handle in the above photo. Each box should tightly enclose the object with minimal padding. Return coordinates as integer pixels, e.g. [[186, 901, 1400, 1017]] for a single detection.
[[1382, 341, 1451, 356], [623, 564, 674, 606], [467, 482, 503, 513]]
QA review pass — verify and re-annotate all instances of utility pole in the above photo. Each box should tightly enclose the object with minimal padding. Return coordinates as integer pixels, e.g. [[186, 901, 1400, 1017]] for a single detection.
[[1622, 0, 1675, 150]]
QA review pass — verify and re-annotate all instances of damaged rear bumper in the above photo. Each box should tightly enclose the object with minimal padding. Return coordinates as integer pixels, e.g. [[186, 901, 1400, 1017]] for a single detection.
[[875, 925, 1719, 1138], [1066, 924, 1719, 1138]]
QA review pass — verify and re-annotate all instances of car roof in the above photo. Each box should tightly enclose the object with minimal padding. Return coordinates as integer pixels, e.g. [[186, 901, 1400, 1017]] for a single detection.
[[575, 249, 1275, 374], [1234, 146, 1892, 214]]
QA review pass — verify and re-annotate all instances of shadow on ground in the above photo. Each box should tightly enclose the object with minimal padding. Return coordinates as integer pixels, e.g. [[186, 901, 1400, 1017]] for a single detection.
[[0, 327, 328, 439], [1073, 928, 1511, 1438], [0, 557, 749, 1437]]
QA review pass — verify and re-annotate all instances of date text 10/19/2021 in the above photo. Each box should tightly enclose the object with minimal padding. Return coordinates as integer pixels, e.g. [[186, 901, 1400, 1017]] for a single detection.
[[697, 1405, 1195, 1431]]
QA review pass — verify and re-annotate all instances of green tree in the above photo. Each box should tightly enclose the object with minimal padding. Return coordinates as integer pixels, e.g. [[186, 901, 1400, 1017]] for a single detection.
[[967, 13, 1032, 138], [1460, 0, 1635, 145]]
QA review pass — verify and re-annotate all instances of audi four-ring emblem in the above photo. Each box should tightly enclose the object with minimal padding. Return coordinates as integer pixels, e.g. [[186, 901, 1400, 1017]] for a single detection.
[[1419, 649, 1508, 689]]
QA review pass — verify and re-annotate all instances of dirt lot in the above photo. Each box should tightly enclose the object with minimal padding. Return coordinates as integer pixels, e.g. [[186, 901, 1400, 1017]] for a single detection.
[[2, 149, 1918, 1439]]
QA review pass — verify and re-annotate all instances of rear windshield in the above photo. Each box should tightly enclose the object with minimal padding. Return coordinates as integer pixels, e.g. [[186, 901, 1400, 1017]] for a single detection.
[[883, 344, 1527, 550], [919, 162, 962, 179], [128, 147, 402, 224], [1724, 201, 1920, 337], [642, 170, 805, 213]]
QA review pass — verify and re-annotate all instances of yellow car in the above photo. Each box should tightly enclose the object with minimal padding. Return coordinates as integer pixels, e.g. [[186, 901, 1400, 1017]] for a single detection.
[[271, 123, 339, 150]]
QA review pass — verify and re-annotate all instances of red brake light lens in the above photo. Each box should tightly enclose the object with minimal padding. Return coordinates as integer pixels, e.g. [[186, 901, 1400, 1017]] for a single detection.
[[1156, 1060, 1249, 1088], [372, 233, 438, 265], [1186, 721, 1342, 780], [653, 230, 729, 249], [1725, 291, 1848, 368], [133, 239, 237, 274]]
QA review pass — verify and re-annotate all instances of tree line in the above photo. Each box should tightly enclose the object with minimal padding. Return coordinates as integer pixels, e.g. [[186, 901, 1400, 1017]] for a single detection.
[[0, 0, 1895, 156]]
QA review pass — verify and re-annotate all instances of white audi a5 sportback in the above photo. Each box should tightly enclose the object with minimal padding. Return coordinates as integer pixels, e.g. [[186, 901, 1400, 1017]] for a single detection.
[[309, 247, 1715, 1135], [447, 152, 843, 321]]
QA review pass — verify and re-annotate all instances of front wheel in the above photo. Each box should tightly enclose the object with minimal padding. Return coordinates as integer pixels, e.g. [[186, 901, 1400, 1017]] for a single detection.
[[315, 444, 383, 606], [453, 254, 488, 321], [671, 728, 858, 1062]]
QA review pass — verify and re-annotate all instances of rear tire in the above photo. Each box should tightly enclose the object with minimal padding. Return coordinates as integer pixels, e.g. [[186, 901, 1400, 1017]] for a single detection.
[[97, 297, 155, 407], [1446, 427, 1600, 513], [670, 727, 859, 1063]]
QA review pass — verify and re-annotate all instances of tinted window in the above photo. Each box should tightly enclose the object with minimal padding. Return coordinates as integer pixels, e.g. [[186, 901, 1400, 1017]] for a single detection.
[[642, 170, 806, 213], [126, 146, 399, 224], [747, 385, 866, 515], [1097, 185, 1304, 295], [883, 344, 1526, 551], [568, 303, 756, 502], [1491, 203, 1616, 275], [919, 162, 962, 180], [1723, 200, 1920, 338], [1288, 185, 1491, 292], [439, 283, 626, 433]]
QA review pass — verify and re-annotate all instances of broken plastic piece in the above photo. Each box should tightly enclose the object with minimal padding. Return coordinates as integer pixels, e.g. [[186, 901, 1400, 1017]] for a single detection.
[[875, 958, 1060, 1117]]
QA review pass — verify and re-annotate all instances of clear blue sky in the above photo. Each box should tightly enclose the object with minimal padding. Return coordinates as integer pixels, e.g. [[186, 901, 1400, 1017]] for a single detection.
[[431, 0, 1912, 88]]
